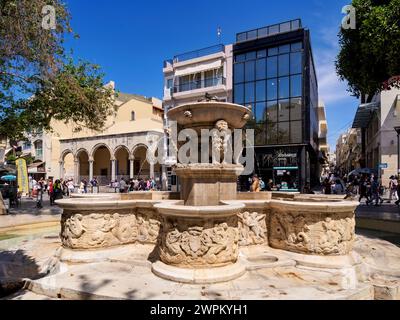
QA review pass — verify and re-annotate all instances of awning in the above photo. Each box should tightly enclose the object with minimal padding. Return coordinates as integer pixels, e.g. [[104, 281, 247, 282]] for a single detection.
[[28, 161, 44, 168], [175, 60, 222, 76], [28, 162, 45, 174], [352, 102, 380, 128]]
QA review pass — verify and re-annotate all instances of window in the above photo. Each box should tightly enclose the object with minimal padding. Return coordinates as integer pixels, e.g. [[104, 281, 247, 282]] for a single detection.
[[235, 53, 246, 62], [245, 82, 255, 104], [278, 54, 290, 76], [290, 97, 302, 121], [256, 59, 266, 80], [291, 75, 302, 97], [256, 80, 266, 102], [278, 99, 290, 122], [291, 121, 302, 143], [234, 63, 245, 84], [291, 42, 302, 52], [245, 61, 255, 81], [266, 101, 278, 122], [279, 77, 290, 99], [278, 122, 290, 144], [267, 79, 278, 100], [257, 49, 267, 58], [131, 111, 136, 121], [268, 47, 278, 56], [267, 56, 278, 78], [290, 52, 302, 74], [166, 79, 173, 89], [258, 28, 268, 38], [279, 44, 290, 54], [234, 84, 244, 104], [246, 51, 256, 60], [266, 121, 277, 144], [255, 102, 266, 123]]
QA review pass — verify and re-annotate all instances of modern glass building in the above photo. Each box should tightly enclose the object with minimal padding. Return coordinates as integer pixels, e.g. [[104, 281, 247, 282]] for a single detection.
[[233, 19, 319, 192]]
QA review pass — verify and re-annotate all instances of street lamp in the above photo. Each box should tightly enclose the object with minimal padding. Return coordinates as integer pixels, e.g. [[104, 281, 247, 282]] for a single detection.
[[394, 126, 400, 175]]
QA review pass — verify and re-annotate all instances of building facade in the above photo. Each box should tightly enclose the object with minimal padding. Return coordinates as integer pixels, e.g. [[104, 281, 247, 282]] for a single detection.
[[335, 128, 362, 176], [232, 19, 320, 191], [13, 83, 165, 186], [352, 88, 400, 186]]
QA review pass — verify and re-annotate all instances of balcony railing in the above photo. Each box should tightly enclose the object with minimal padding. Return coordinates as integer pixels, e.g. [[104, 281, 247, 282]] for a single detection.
[[174, 77, 226, 93], [236, 19, 302, 43], [164, 44, 225, 67]]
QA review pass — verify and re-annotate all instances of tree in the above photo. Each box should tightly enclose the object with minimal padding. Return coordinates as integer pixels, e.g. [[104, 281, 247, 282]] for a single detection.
[[336, 0, 400, 102], [0, 0, 114, 139]]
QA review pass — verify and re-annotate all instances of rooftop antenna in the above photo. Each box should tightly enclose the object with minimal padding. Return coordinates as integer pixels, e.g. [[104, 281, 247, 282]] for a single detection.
[[217, 26, 222, 44]]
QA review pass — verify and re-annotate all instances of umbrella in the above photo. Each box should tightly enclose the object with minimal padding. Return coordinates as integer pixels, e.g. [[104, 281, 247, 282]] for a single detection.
[[348, 168, 377, 176], [1, 175, 17, 181]]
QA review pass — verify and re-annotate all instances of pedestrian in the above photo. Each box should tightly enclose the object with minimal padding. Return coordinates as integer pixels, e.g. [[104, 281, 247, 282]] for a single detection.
[[333, 179, 344, 195], [323, 178, 332, 195], [67, 179, 75, 197], [388, 175, 398, 203], [90, 177, 99, 194], [48, 178, 55, 206], [119, 178, 127, 193], [359, 177, 370, 205], [266, 179, 274, 191], [370, 176, 383, 206], [250, 175, 260, 192], [259, 177, 265, 191]]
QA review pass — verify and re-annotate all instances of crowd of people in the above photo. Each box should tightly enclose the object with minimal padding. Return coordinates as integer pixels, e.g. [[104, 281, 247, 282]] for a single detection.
[[322, 173, 400, 207], [28, 176, 159, 208], [111, 177, 159, 193]]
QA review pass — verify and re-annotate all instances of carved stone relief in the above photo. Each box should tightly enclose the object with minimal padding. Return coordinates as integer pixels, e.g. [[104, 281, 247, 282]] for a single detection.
[[238, 211, 267, 246], [60, 208, 161, 249], [159, 216, 239, 268], [269, 209, 355, 256]]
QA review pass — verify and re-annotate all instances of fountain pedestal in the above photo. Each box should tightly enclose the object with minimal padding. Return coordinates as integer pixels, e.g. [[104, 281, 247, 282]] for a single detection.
[[175, 163, 243, 206], [153, 202, 246, 284]]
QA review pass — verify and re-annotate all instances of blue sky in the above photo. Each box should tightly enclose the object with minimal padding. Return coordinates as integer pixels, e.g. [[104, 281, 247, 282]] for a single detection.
[[64, 0, 359, 150]]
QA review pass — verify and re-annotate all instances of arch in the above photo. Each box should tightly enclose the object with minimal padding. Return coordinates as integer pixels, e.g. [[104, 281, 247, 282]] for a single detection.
[[131, 143, 148, 156], [93, 144, 112, 185], [75, 148, 90, 161], [115, 146, 130, 181], [60, 149, 74, 162], [91, 143, 113, 159], [113, 145, 131, 159]]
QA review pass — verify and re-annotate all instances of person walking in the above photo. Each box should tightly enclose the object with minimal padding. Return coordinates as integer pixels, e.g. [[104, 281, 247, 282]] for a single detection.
[[359, 177, 370, 205], [388, 176, 399, 203], [370, 176, 383, 206], [48, 178, 55, 206]]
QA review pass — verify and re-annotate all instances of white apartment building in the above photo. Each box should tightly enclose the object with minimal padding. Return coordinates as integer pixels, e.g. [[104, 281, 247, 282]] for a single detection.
[[162, 44, 233, 190], [163, 44, 233, 109]]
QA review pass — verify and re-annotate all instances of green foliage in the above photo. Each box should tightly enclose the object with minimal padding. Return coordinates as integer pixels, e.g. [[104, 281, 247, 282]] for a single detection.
[[336, 0, 400, 101], [0, 0, 115, 139]]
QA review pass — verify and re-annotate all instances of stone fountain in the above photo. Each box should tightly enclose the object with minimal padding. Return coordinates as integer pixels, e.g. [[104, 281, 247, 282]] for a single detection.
[[27, 99, 400, 300]]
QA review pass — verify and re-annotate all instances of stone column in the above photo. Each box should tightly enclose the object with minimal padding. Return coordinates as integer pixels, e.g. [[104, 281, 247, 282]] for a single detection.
[[74, 160, 79, 184], [111, 158, 116, 182], [59, 161, 64, 180], [89, 159, 94, 182], [129, 157, 134, 179], [150, 162, 155, 179], [161, 164, 168, 191]]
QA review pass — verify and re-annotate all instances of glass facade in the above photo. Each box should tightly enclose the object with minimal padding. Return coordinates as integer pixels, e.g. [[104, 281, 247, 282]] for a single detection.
[[234, 42, 303, 146]]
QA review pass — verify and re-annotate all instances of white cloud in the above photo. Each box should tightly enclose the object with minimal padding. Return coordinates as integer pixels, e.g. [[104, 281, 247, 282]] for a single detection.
[[314, 26, 355, 104]]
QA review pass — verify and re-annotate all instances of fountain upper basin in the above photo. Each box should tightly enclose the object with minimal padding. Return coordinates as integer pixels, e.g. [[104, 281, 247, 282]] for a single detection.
[[167, 102, 252, 129]]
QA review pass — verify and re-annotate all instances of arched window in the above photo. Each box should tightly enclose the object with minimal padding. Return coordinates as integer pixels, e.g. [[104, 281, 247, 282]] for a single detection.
[[131, 111, 135, 121]]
